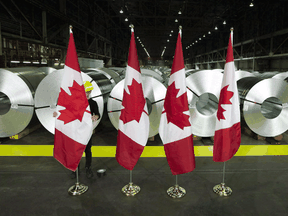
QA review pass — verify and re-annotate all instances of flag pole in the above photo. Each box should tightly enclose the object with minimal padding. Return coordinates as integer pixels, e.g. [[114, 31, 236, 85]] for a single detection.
[[212, 28, 235, 197], [167, 174, 186, 198], [121, 169, 141, 196], [68, 167, 88, 195]]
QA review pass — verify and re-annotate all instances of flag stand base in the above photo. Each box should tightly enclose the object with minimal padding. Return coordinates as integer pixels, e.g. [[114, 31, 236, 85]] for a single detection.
[[68, 182, 88, 196], [213, 183, 232, 196], [121, 182, 140, 196], [167, 184, 186, 198]]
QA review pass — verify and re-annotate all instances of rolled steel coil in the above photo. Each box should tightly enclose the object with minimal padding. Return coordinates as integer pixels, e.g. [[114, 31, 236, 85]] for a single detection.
[[0, 67, 46, 137], [186, 70, 223, 137], [237, 77, 288, 137], [235, 70, 255, 81]]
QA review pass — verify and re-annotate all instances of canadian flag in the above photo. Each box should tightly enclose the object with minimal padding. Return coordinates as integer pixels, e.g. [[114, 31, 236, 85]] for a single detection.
[[159, 28, 195, 175], [213, 30, 241, 162], [116, 27, 149, 170], [54, 27, 93, 171]]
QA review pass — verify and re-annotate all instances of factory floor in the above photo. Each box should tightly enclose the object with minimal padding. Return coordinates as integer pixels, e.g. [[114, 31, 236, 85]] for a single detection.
[[1, 115, 288, 216]]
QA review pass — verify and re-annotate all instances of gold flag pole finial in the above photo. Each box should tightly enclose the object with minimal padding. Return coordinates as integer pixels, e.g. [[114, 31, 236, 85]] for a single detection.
[[69, 25, 73, 30], [230, 27, 234, 32], [179, 26, 182, 30], [129, 24, 134, 29]]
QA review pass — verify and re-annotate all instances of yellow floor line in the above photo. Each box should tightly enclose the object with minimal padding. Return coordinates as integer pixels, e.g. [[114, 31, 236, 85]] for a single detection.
[[0, 145, 288, 157]]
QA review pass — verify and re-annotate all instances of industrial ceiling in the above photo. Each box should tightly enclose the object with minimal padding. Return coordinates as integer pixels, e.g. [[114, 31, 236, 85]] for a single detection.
[[0, 0, 287, 64]]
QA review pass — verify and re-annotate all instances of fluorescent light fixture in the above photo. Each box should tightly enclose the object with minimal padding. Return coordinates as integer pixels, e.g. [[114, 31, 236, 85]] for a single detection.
[[169, 34, 172, 36], [175, 19, 178, 22], [208, 31, 211, 34], [178, 11, 182, 15], [33, 62, 40, 64], [250, 2, 254, 7], [171, 30, 173, 33], [167, 39, 169, 42], [125, 18, 128, 21], [223, 20, 226, 25], [11, 60, 20, 63], [120, 9, 123, 13], [23, 61, 31, 63], [203, 35, 205, 37], [215, 26, 218, 30]]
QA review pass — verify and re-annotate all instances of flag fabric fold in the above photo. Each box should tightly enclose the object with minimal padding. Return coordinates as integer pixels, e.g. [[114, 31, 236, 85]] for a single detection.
[[54, 27, 93, 171], [213, 30, 241, 162], [159, 28, 195, 175], [116, 27, 149, 170]]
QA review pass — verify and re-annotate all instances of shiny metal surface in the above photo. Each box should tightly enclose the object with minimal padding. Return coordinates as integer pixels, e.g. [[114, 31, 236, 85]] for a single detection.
[[0, 68, 45, 137], [68, 182, 88, 195], [167, 185, 186, 198], [107, 76, 166, 137], [235, 70, 255, 81], [186, 70, 223, 137], [121, 182, 140, 196], [36, 67, 57, 75], [213, 183, 232, 196], [238, 77, 288, 136], [272, 72, 288, 80], [141, 68, 164, 83], [34, 69, 104, 134]]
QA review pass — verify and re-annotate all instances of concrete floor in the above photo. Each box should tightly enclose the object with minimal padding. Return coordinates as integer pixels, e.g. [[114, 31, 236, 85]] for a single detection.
[[1, 114, 288, 215]]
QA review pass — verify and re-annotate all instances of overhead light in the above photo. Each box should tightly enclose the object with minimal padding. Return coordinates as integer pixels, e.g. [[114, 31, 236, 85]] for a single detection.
[[192, 43, 194, 45], [223, 20, 226, 25], [199, 38, 201, 40], [215, 26, 218, 30], [120, 9, 123, 13], [171, 30, 173, 33], [195, 40, 198, 43], [141, 44, 144, 47], [208, 31, 211, 34], [164, 46, 166, 48], [137, 36, 139, 39], [178, 11, 182, 15], [11, 60, 20, 63], [203, 35, 206, 37], [175, 19, 178, 22], [167, 39, 170, 42], [250, 1, 254, 7], [169, 34, 172, 36], [125, 18, 128, 21]]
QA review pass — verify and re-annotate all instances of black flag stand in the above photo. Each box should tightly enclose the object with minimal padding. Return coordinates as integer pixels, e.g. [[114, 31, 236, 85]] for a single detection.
[[68, 168, 88, 195], [121, 170, 140, 196], [167, 175, 186, 198], [213, 161, 232, 196]]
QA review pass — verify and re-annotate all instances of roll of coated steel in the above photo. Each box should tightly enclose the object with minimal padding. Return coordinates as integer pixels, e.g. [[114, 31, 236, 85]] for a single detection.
[[0, 68, 46, 137], [107, 76, 166, 137], [272, 72, 288, 81], [186, 70, 223, 137], [235, 70, 255, 81], [237, 77, 288, 137], [141, 68, 164, 83], [34, 69, 104, 134]]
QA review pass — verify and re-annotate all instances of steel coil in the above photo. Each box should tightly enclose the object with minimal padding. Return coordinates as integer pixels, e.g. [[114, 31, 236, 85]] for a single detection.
[[0, 68, 46, 137], [186, 70, 223, 137], [238, 77, 288, 137]]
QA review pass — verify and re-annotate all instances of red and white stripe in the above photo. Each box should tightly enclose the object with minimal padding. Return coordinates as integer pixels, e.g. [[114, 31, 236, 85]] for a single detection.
[[159, 28, 195, 175], [116, 27, 149, 170], [213, 30, 241, 162], [54, 28, 92, 171]]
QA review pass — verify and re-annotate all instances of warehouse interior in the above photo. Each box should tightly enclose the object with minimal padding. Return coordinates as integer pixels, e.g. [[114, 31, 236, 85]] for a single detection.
[[1, 0, 288, 215]]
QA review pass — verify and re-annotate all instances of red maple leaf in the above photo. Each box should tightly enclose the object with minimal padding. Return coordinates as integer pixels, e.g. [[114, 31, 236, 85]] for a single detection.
[[163, 82, 191, 130], [119, 79, 147, 124], [57, 80, 88, 124], [217, 85, 234, 121]]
